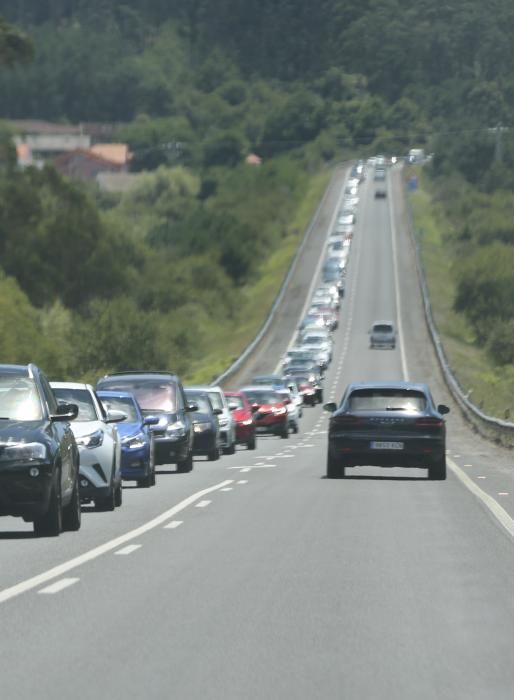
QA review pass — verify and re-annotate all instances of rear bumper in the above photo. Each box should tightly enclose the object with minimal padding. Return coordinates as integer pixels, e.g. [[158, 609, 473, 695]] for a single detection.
[[235, 423, 254, 443], [154, 436, 190, 465], [192, 431, 217, 455], [328, 436, 445, 468]]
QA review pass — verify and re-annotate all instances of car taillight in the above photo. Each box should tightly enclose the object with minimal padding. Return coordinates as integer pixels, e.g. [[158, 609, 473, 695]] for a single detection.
[[415, 417, 443, 428], [331, 415, 362, 426]]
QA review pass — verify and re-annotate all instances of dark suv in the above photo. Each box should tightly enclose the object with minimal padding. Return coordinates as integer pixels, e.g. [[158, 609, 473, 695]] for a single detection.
[[0, 364, 81, 536], [96, 371, 196, 472]]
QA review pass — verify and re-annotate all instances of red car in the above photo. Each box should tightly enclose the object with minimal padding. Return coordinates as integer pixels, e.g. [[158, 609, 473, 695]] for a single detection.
[[225, 391, 256, 450], [240, 386, 289, 440]]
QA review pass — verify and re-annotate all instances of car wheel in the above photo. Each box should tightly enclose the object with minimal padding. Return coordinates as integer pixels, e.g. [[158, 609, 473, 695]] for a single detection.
[[247, 436, 256, 450], [292, 421, 299, 434], [428, 456, 447, 480], [34, 471, 62, 537], [223, 442, 236, 455], [208, 446, 220, 461], [114, 482, 123, 507], [95, 486, 116, 512], [280, 425, 289, 439], [326, 454, 345, 478], [177, 452, 193, 473], [316, 390, 324, 404], [62, 477, 81, 532]]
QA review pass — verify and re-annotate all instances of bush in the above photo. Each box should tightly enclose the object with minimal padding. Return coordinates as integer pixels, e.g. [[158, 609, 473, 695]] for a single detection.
[[488, 320, 514, 365]]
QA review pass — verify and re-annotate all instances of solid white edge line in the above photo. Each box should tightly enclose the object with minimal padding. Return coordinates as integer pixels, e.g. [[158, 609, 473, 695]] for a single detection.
[[388, 169, 410, 381], [390, 168, 514, 541], [38, 578, 80, 595], [0, 479, 233, 605], [448, 459, 514, 539]]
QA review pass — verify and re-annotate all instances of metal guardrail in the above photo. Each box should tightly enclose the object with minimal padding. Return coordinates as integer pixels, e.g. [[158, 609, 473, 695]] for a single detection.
[[212, 165, 346, 387], [404, 181, 514, 445]]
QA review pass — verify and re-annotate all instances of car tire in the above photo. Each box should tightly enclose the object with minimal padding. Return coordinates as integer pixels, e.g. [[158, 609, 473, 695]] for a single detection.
[[223, 442, 236, 455], [316, 390, 324, 404], [247, 436, 256, 450], [62, 477, 81, 532], [292, 421, 299, 434], [34, 472, 62, 537], [114, 482, 123, 507], [280, 425, 289, 439], [177, 452, 193, 473], [95, 486, 116, 512], [326, 454, 345, 479], [138, 473, 152, 488], [429, 456, 447, 480], [208, 446, 220, 461]]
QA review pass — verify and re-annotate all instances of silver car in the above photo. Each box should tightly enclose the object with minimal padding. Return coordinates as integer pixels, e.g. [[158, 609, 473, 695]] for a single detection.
[[51, 382, 125, 510], [369, 321, 396, 349]]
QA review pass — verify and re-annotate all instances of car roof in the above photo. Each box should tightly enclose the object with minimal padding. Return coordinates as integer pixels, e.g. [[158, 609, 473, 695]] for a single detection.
[[346, 381, 429, 393], [372, 320, 394, 326], [50, 381, 92, 391], [187, 384, 223, 392], [0, 364, 33, 377], [99, 371, 178, 382], [97, 390, 137, 400]]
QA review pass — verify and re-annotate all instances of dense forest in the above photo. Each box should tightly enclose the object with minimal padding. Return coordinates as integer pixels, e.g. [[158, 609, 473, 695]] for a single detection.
[[0, 1, 513, 381]]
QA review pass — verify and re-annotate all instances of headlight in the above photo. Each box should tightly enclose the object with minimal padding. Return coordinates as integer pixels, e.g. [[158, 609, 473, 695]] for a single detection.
[[218, 416, 229, 427], [240, 419, 253, 426], [122, 433, 146, 450], [166, 421, 186, 439], [193, 422, 211, 434], [0, 441, 47, 462], [76, 430, 104, 449]]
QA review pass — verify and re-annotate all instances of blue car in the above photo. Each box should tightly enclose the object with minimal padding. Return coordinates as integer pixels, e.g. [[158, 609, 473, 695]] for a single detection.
[[97, 391, 158, 488]]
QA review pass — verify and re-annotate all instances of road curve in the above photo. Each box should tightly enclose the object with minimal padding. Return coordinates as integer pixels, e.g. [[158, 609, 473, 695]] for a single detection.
[[1, 166, 514, 699]]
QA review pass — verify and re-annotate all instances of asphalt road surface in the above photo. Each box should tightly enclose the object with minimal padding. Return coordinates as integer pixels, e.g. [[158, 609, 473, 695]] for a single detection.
[[1, 166, 514, 700]]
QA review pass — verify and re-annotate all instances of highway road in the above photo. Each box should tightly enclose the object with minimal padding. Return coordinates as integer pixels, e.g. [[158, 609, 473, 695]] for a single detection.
[[2, 165, 514, 699]]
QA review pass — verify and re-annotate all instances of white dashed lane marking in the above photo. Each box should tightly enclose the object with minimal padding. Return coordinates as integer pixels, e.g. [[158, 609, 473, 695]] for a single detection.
[[38, 578, 79, 595], [164, 520, 184, 528], [115, 545, 142, 556], [196, 500, 211, 509], [237, 480, 248, 485]]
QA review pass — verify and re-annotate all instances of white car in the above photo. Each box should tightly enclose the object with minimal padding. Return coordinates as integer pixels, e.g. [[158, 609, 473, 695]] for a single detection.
[[187, 385, 236, 454], [275, 388, 301, 434], [51, 382, 125, 511]]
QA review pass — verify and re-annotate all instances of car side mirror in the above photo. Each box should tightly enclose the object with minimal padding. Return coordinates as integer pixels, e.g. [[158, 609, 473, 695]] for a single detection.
[[437, 404, 450, 415], [213, 408, 223, 416], [143, 415, 159, 426], [323, 402, 337, 413], [106, 409, 127, 423], [187, 402, 199, 412], [228, 402, 238, 411], [251, 403, 260, 413], [51, 402, 78, 422]]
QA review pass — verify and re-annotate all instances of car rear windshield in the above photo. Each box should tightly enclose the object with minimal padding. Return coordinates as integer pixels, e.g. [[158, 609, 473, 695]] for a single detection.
[[53, 388, 97, 421], [226, 395, 244, 409], [99, 380, 176, 413], [99, 396, 138, 422], [372, 324, 394, 333], [348, 389, 427, 412], [243, 391, 280, 405], [0, 375, 43, 421]]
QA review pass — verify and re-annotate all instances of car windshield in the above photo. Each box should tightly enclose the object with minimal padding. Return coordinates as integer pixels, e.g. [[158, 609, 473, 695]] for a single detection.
[[243, 390, 280, 405], [373, 324, 394, 333], [99, 396, 138, 422], [98, 380, 176, 413], [52, 388, 97, 421], [348, 389, 427, 412], [203, 391, 222, 412], [186, 393, 212, 414], [227, 395, 244, 409], [0, 375, 43, 421]]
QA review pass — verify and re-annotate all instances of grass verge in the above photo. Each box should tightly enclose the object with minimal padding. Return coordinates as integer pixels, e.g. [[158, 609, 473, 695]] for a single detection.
[[409, 175, 514, 421]]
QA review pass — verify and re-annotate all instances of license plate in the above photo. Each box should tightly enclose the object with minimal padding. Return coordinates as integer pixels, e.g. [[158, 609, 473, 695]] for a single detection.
[[370, 441, 404, 450]]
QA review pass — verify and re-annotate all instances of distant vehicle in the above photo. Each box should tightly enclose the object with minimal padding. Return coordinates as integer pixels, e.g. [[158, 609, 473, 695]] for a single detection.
[[324, 381, 449, 479], [408, 148, 425, 163], [185, 389, 222, 461], [374, 168, 386, 181], [374, 188, 387, 199], [369, 321, 396, 349], [240, 387, 289, 439], [187, 385, 236, 455], [284, 375, 317, 406], [225, 391, 256, 450], [0, 364, 81, 536], [97, 390, 158, 488], [96, 371, 196, 473], [51, 382, 125, 510], [251, 375, 288, 390], [276, 388, 301, 434], [285, 365, 323, 403]]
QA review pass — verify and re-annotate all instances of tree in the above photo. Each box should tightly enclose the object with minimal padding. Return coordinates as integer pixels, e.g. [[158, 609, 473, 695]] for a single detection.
[[0, 17, 33, 66]]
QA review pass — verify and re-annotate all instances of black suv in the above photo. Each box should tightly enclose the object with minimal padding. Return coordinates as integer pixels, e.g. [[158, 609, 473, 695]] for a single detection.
[[0, 364, 81, 536], [96, 371, 196, 472]]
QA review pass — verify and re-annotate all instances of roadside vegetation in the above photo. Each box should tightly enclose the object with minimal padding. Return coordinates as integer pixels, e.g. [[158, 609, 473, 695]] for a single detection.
[[1, 2, 514, 405]]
